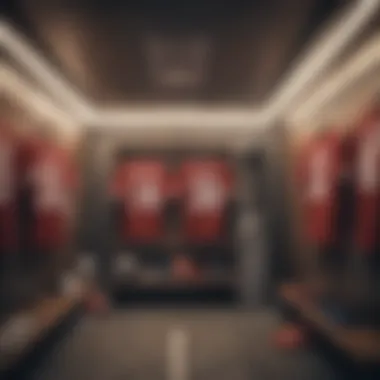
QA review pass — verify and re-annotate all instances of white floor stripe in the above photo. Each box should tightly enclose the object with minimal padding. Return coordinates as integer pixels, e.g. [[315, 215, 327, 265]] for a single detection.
[[166, 327, 190, 380]]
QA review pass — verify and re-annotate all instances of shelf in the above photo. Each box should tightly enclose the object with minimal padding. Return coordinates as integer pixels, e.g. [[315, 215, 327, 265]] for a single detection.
[[279, 282, 380, 363], [113, 274, 236, 291], [114, 246, 236, 257], [0, 296, 80, 372]]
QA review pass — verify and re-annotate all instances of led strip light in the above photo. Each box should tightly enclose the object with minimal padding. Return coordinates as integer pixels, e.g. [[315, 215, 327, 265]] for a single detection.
[[266, 0, 380, 116], [0, 64, 79, 137], [288, 33, 380, 127]]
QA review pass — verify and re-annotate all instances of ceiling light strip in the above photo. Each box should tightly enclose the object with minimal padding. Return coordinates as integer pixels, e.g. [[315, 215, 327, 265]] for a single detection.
[[0, 21, 93, 121], [95, 107, 266, 129], [0, 64, 79, 132], [267, 0, 380, 116], [289, 34, 380, 124]]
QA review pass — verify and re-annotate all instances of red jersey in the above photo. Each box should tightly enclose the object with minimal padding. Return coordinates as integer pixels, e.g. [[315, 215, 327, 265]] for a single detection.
[[27, 140, 76, 250], [111, 160, 168, 243], [352, 108, 380, 251], [178, 160, 234, 243], [297, 133, 341, 245]]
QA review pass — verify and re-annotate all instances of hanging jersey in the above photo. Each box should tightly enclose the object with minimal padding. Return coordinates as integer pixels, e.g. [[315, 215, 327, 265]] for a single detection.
[[111, 159, 168, 243], [179, 160, 234, 243], [353, 108, 380, 251], [27, 140, 76, 250], [297, 133, 341, 245]]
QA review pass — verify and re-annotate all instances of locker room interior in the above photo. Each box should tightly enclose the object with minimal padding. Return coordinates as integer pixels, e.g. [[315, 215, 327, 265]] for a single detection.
[[1, 0, 380, 379]]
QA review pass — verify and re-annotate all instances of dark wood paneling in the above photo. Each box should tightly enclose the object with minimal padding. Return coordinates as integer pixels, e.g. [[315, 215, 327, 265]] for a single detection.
[[3, 0, 345, 103]]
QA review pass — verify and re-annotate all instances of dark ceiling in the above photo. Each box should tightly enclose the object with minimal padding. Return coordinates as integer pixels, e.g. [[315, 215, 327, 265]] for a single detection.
[[2, 0, 347, 105]]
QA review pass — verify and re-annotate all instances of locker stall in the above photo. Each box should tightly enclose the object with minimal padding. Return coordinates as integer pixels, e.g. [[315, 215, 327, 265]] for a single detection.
[[108, 151, 236, 288], [0, 85, 85, 375], [77, 130, 273, 307], [278, 30, 380, 368]]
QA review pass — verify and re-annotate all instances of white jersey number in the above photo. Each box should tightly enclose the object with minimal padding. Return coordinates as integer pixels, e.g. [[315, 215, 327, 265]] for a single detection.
[[131, 181, 161, 211], [190, 172, 224, 212], [308, 148, 329, 201], [34, 161, 67, 213]]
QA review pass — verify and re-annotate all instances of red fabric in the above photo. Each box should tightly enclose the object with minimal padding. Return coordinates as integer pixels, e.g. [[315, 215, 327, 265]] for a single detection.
[[273, 323, 306, 349], [355, 195, 378, 251], [297, 133, 341, 245], [111, 160, 168, 243], [179, 160, 234, 243], [27, 140, 76, 250], [85, 291, 109, 313], [172, 255, 201, 281], [352, 108, 380, 251]]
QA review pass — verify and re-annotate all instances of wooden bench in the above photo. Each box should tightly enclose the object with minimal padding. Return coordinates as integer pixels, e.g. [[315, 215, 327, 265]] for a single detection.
[[0, 296, 80, 373], [279, 282, 380, 363]]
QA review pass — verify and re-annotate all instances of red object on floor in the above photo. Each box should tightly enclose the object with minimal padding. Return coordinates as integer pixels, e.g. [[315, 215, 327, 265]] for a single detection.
[[273, 323, 306, 349], [172, 254, 201, 281], [85, 291, 109, 313]]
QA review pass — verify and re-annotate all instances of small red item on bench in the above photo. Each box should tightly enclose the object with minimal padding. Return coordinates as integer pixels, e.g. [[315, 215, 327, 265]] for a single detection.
[[172, 254, 200, 282], [85, 290, 109, 313], [273, 323, 307, 349]]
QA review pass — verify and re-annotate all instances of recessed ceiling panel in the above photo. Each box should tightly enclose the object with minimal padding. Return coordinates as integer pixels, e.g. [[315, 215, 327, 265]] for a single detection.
[[3, 0, 347, 104]]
